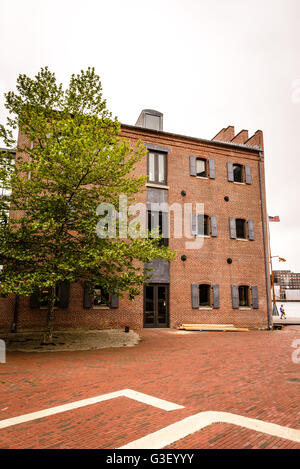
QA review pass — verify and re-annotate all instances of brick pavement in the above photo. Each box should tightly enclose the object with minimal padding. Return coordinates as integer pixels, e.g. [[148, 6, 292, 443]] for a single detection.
[[0, 326, 299, 449]]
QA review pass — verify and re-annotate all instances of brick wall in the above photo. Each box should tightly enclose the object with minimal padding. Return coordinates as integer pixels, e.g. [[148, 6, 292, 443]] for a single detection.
[[0, 124, 270, 332]]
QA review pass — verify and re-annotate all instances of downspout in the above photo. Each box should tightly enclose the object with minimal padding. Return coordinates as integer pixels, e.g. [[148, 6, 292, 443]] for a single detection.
[[258, 151, 272, 329]]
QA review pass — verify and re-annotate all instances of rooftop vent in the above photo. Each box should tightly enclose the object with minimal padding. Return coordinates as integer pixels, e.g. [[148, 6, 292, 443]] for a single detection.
[[135, 109, 163, 131]]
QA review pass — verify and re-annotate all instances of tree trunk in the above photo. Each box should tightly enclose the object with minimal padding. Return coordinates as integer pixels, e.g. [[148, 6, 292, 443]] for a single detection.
[[42, 286, 56, 344]]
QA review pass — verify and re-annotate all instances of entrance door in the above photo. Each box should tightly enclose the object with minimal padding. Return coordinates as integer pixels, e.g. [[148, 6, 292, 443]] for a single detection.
[[144, 284, 169, 328]]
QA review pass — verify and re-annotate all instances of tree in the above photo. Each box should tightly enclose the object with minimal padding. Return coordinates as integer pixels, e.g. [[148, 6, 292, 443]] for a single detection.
[[0, 67, 174, 343]]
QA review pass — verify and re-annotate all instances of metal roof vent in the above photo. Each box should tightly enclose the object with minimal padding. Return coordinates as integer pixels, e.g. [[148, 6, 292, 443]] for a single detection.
[[135, 109, 163, 131]]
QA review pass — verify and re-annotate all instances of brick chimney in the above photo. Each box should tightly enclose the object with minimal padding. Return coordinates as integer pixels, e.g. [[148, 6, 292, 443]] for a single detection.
[[212, 125, 235, 143]]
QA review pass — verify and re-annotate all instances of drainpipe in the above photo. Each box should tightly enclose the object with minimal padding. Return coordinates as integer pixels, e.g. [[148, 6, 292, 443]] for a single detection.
[[11, 294, 19, 333], [258, 151, 272, 329]]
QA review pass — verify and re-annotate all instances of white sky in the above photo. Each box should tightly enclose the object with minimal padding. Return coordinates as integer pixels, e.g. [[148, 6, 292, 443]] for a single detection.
[[1, 0, 299, 272]]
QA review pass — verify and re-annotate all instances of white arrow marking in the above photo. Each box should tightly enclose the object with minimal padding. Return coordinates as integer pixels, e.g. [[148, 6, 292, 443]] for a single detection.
[[119, 410, 300, 448], [0, 389, 184, 430]]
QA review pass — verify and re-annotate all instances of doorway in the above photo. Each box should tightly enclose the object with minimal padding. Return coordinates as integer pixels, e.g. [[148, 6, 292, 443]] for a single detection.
[[144, 284, 169, 328]]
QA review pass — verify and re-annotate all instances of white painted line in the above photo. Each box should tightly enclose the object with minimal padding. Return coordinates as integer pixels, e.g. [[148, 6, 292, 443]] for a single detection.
[[122, 390, 184, 412], [119, 410, 300, 449], [0, 389, 184, 430]]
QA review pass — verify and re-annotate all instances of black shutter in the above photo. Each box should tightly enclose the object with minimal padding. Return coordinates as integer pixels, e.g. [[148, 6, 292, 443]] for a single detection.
[[232, 285, 239, 309], [58, 281, 70, 308], [252, 286, 259, 309], [189, 156, 196, 176], [208, 159, 215, 179], [229, 217, 237, 239], [227, 162, 234, 182], [30, 289, 40, 308], [83, 282, 93, 309], [191, 284, 199, 308], [210, 215, 217, 237], [213, 284, 220, 308], [110, 290, 119, 308], [245, 165, 252, 184], [248, 219, 255, 241]]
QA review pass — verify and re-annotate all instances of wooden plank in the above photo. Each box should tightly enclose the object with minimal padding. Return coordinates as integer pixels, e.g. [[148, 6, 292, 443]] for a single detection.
[[181, 324, 234, 328], [180, 325, 249, 332]]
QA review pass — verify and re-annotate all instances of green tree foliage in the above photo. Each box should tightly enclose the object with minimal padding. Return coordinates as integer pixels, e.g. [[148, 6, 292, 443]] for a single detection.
[[0, 67, 174, 342]]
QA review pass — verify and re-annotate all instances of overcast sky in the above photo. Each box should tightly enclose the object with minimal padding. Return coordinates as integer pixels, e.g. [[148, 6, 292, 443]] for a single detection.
[[1, 0, 299, 272]]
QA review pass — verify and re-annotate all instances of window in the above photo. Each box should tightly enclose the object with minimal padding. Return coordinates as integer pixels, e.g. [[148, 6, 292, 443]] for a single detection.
[[236, 219, 246, 239], [39, 285, 60, 307], [147, 210, 168, 246], [239, 285, 249, 307], [148, 152, 167, 185], [93, 286, 110, 306], [233, 164, 243, 182], [197, 214, 210, 236], [199, 284, 211, 307], [196, 158, 207, 177]]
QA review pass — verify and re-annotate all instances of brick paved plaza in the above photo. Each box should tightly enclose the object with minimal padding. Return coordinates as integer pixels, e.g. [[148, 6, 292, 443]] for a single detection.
[[0, 327, 299, 449]]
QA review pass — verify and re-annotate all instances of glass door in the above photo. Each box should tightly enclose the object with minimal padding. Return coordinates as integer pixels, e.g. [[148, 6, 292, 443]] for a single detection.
[[144, 284, 169, 328]]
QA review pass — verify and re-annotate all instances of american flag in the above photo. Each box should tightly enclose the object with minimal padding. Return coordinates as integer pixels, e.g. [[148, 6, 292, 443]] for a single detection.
[[268, 215, 280, 222]]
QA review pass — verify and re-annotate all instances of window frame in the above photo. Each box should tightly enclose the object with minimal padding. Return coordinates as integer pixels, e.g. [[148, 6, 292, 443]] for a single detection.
[[196, 158, 208, 178], [197, 214, 210, 236], [236, 218, 246, 239], [238, 285, 250, 307], [93, 286, 110, 308], [199, 284, 211, 307], [147, 151, 167, 185], [147, 210, 169, 247], [233, 163, 244, 183]]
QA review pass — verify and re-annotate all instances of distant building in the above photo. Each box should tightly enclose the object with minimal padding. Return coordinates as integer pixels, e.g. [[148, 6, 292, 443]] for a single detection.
[[273, 270, 300, 299]]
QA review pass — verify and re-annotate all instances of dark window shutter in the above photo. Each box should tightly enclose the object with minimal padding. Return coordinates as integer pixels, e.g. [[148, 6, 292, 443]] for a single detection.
[[83, 282, 93, 309], [58, 281, 70, 308], [213, 284, 220, 308], [227, 162, 234, 182], [191, 213, 197, 236], [252, 286, 259, 309], [191, 284, 199, 308], [248, 219, 255, 240], [232, 285, 239, 309], [189, 156, 196, 176], [229, 217, 237, 239], [110, 292, 119, 309], [210, 215, 217, 237], [30, 289, 40, 308], [245, 165, 252, 184], [208, 159, 215, 179]]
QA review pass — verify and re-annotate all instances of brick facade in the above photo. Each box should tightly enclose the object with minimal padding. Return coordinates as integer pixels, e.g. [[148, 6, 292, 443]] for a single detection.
[[0, 111, 271, 332]]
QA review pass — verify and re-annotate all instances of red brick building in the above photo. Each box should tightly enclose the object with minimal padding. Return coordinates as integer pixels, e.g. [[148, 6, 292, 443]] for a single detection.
[[0, 110, 272, 332]]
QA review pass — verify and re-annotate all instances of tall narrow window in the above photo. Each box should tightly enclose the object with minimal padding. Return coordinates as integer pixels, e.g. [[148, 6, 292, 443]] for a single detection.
[[148, 152, 155, 181], [197, 214, 210, 236], [236, 219, 246, 239], [158, 153, 165, 183], [233, 164, 243, 182], [196, 158, 207, 177], [199, 284, 211, 306], [147, 211, 168, 246], [93, 287, 109, 306], [239, 285, 249, 307], [148, 152, 167, 185]]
